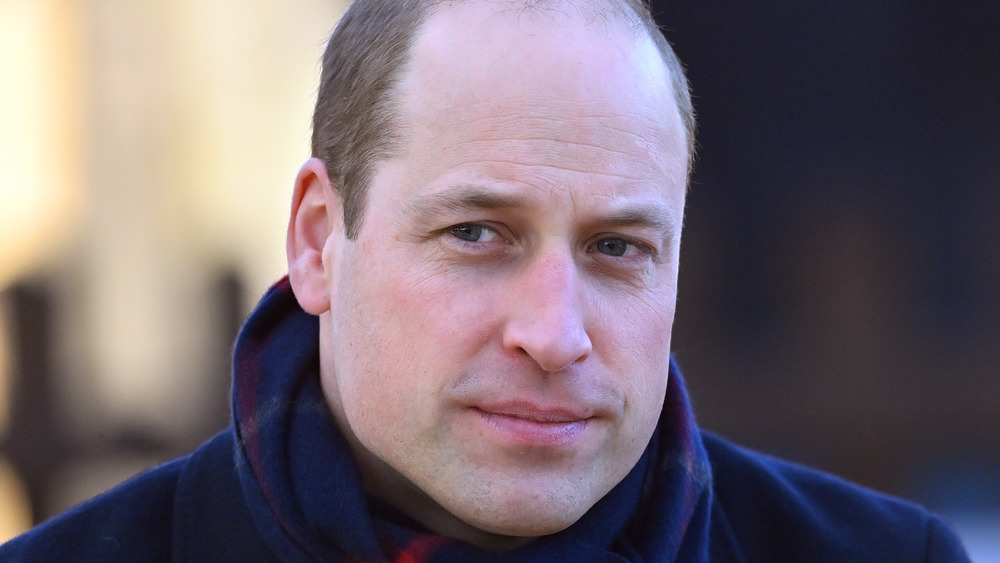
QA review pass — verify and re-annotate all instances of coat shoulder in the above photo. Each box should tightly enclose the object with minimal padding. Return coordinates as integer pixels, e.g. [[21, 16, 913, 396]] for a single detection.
[[0, 430, 251, 562], [0, 452, 186, 562], [703, 432, 970, 562]]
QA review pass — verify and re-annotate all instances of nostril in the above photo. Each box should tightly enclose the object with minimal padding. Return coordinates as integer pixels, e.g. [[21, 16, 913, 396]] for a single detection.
[[503, 317, 592, 373]]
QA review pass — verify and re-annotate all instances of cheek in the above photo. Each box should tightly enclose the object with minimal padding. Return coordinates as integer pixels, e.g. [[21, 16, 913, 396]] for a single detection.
[[596, 291, 676, 416], [331, 254, 499, 433], [368, 265, 499, 365]]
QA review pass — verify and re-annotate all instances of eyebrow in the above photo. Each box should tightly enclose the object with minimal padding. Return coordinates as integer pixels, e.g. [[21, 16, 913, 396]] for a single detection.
[[401, 186, 525, 222], [402, 185, 679, 241], [599, 206, 677, 234]]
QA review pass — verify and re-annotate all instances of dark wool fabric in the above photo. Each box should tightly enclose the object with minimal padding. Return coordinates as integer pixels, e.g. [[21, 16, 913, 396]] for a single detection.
[[0, 278, 971, 562]]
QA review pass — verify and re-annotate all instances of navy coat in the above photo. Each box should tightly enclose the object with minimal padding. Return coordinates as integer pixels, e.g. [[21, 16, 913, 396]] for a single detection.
[[0, 429, 969, 561]]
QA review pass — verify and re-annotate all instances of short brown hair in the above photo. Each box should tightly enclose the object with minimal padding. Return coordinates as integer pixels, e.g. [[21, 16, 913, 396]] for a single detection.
[[311, 0, 695, 239]]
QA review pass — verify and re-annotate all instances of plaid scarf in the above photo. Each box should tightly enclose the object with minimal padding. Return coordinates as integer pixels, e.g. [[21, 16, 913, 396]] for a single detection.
[[232, 278, 713, 562]]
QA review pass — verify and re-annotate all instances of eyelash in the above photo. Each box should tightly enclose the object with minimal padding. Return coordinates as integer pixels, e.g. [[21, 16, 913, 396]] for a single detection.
[[448, 223, 500, 244], [443, 222, 657, 262]]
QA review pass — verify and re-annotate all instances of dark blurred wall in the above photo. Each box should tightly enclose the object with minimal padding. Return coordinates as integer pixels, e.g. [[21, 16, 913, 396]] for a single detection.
[[651, 1, 1000, 510]]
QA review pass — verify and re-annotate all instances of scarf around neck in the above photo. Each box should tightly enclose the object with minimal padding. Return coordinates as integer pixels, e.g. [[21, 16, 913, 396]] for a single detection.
[[232, 278, 713, 562]]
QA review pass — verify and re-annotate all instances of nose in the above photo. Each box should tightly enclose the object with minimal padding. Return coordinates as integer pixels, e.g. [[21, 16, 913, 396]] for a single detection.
[[502, 253, 593, 373]]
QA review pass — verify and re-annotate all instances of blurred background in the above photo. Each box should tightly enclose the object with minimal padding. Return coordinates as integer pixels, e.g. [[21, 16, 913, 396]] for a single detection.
[[0, 0, 347, 540], [1, 0, 997, 557]]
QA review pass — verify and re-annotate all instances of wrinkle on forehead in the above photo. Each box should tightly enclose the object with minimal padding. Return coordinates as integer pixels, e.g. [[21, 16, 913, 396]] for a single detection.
[[412, 115, 686, 189], [444, 111, 676, 160]]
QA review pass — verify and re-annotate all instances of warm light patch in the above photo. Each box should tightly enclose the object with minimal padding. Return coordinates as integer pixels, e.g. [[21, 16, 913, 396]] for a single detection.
[[0, 458, 31, 543], [0, 0, 84, 289], [0, 300, 10, 439]]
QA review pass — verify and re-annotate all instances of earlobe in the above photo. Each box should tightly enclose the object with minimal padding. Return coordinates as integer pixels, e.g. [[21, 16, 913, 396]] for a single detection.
[[287, 157, 343, 315]]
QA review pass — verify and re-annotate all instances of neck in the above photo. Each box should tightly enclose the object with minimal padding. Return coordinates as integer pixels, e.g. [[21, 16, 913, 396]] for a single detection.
[[345, 427, 535, 552]]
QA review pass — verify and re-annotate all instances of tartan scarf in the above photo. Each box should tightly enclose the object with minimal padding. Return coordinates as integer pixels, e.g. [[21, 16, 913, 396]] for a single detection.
[[232, 278, 713, 562]]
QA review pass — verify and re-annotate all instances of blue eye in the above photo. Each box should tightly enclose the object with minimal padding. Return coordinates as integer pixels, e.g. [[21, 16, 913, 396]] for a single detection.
[[450, 223, 496, 243], [451, 224, 483, 241], [594, 238, 629, 257]]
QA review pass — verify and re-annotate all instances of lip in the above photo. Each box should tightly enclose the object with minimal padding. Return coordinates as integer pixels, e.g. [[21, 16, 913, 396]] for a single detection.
[[470, 402, 594, 448]]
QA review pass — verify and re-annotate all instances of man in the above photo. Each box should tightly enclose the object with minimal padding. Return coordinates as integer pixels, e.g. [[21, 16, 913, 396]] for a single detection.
[[0, 0, 971, 560]]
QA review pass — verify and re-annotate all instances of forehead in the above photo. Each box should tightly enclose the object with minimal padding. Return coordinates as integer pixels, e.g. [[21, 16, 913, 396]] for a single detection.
[[385, 0, 689, 199], [404, 2, 673, 113]]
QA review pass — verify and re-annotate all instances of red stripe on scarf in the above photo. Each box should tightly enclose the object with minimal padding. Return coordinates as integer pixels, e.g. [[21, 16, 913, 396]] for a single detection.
[[391, 535, 449, 563]]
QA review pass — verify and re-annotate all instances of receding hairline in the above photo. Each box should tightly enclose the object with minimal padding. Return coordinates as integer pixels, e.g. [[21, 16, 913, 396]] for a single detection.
[[389, 0, 694, 159]]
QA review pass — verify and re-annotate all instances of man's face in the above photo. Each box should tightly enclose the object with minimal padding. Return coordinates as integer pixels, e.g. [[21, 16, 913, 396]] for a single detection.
[[317, 1, 688, 545]]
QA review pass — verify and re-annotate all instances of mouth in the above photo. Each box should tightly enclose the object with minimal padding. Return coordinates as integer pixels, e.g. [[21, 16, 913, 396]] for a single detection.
[[470, 403, 593, 448]]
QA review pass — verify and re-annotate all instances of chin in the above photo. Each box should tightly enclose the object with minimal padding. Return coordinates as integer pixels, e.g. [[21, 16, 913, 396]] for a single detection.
[[481, 512, 578, 538], [447, 485, 597, 538], [468, 517, 580, 541]]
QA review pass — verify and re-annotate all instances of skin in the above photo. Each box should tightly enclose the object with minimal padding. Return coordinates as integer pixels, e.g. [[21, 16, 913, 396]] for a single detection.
[[287, 0, 689, 552]]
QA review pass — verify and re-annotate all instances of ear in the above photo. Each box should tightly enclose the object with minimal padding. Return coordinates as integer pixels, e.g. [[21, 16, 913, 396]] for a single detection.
[[287, 157, 344, 315]]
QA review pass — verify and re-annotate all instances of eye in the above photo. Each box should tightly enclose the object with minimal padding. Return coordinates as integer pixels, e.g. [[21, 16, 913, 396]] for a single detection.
[[588, 236, 659, 265], [593, 238, 630, 257], [450, 223, 499, 243], [594, 236, 655, 258]]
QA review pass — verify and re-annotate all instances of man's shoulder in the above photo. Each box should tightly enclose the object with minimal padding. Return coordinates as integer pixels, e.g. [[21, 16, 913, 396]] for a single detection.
[[702, 431, 970, 562], [0, 453, 187, 562], [0, 430, 258, 562]]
